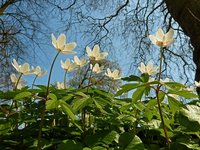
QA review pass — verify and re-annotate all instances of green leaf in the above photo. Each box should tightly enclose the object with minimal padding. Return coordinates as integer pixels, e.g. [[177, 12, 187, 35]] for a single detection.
[[164, 82, 186, 90], [158, 91, 165, 102], [60, 100, 76, 121], [119, 133, 144, 150], [141, 73, 149, 82], [75, 91, 89, 98], [46, 99, 59, 110], [92, 146, 107, 150], [178, 105, 200, 131], [115, 83, 140, 96], [101, 130, 118, 145], [14, 91, 32, 100], [132, 87, 146, 103], [47, 93, 57, 100], [93, 99, 108, 114], [122, 75, 142, 82], [167, 96, 182, 114], [57, 140, 83, 150], [168, 90, 198, 99], [73, 97, 92, 112], [133, 102, 146, 111]]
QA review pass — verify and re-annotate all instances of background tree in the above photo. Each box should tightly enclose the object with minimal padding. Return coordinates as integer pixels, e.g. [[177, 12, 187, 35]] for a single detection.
[[0, 0, 198, 89], [53, 0, 195, 84]]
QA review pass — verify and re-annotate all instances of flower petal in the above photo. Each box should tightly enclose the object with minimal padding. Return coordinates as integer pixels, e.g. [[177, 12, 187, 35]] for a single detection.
[[149, 35, 157, 46], [165, 28, 174, 40], [93, 45, 100, 56], [51, 33, 57, 49], [156, 28, 164, 41], [57, 34, 66, 50], [62, 42, 76, 53]]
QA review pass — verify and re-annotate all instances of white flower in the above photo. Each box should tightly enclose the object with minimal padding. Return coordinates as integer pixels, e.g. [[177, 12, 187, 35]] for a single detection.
[[195, 81, 200, 87], [56, 82, 66, 89], [138, 62, 158, 75], [10, 73, 25, 89], [51, 33, 77, 54], [33, 66, 47, 77], [73, 56, 88, 68], [60, 59, 76, 72], [105, 68, 121, 80], [86, 45, 108, 61], [90, 63, 104, 74], [149, 28, 174, 47], [12, 59, 34, 75]]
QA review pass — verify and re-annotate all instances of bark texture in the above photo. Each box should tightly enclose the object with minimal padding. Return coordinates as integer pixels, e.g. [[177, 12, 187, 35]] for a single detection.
[[165, 0, 200, 91]]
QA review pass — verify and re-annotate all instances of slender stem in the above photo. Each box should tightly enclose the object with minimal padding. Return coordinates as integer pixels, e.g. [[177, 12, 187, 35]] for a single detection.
[[32, 75, 38, 89], [156, 88, 170, 145], [38, 51, 60, 150], [9, 73, 23, 114], [158, 47, 164, 81], [46, 51, 60, 96], [14, 73, 23, 91], [156, 47, 170, 145], [37, 103, 45, 150], [64, 70, 68, 89], [87, 66, 93, 92], [78, 66, 82, 88]]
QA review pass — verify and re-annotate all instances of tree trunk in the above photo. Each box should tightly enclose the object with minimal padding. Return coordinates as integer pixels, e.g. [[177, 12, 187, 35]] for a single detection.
[[165, 0, 200, 92]]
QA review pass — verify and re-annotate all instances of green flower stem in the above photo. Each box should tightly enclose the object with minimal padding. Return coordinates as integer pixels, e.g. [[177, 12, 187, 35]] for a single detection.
[[37, 103, 45, 150], [14, 73, 23, 91], [158, 47, 164, 81], [64, 70, 68, 89], [9, 73, 23, 114], [32, 75, 38, 89], [38, 51, 60, 150], [87, 66, 93, 92], [156, 47, 170, 146], [46, 51, 60, 96], [82, 108, 86, 139], [78, 66, 82, 88]]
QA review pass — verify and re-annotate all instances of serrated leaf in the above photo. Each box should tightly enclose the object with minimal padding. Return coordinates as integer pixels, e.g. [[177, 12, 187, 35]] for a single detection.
[[75, 92, 89, 98], [178, 105, 200, 131], [73, 97, 92, 112], [47, 93, 57, 100], [14, 92, 32, 100], [167, 96, 182, 114], [60, 101, 76, 120], [119, 133, 144, 150], [141, 73, 149, 82], [132, 87, 146, 103], [133, 102, 146, 111], [115, 83, 140, 96], [168, 90, 198, 99], [57, 140, 83, 150], [164, 82, 186, 90], [102, 130, 118, 145], [122, 75, 142, 82], [93, 99, 108, 114], [46, 99, 59, 110]]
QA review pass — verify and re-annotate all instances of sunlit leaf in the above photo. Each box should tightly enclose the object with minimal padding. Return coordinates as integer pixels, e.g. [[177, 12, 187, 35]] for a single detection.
[[14, 91, 32, 100], [178, 105, 200, 131], [46, 99, 59, 110], [119, 133, 144, 150], [60, 100, 76, 120], [132, 87, 146, 103]]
